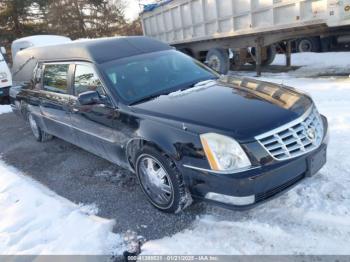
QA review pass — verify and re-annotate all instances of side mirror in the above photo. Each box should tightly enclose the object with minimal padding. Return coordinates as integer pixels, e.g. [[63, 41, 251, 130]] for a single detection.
[[78, 91, 101, 105], [0, 47, 6, 55]]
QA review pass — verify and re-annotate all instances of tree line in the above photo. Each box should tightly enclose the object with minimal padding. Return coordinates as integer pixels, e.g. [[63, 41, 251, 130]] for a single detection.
[[0, 0, 142, 51]]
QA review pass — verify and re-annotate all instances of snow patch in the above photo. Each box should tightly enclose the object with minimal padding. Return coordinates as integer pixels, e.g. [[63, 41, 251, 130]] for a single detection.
[[272, 52, 350, 77], [0, 159, 125, 255], [0, 105, 11, 115]]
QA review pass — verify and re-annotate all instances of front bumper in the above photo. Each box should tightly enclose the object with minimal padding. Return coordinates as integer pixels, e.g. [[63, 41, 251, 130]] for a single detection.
[[183, 116, 329, 210]]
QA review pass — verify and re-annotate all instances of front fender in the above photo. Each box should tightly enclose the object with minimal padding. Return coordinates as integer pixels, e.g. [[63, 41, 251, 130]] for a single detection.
[[125, 118, 206, 174]]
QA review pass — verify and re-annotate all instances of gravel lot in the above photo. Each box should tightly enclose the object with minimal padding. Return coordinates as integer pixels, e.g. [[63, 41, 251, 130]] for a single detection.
[[0, 111, 205, 242]]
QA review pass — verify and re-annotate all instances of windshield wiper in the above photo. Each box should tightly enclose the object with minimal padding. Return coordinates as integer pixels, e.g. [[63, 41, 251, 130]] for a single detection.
[[192, 79, 216, 87], [129, 78, 218, 106], [129, 92, 167, 106], [176, 77, 217, 92]]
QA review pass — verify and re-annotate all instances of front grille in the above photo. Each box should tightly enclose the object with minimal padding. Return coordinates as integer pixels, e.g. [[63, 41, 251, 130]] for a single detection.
[[256, 106, 324, 161], [255, 174, 305, 202]]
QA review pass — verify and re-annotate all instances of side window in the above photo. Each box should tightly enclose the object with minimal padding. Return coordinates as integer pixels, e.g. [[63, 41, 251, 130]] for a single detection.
[[43, 64, 69, 94], [74, 64, 104, 96]]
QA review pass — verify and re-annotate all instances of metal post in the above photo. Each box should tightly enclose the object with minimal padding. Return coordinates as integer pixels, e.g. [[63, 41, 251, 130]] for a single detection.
[[255, 44, 262, 77], [286, 41, 292, 68]]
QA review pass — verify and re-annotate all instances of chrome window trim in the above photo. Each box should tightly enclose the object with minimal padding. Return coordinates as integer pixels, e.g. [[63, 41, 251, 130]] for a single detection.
[[183, 164, 260, 174]]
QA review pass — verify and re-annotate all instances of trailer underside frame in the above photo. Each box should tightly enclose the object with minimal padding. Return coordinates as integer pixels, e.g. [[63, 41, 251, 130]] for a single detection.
[[174, 24, 350, 76]]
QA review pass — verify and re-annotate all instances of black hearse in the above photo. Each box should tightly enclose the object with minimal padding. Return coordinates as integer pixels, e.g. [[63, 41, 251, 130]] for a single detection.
[[11, 36, 328, 213]]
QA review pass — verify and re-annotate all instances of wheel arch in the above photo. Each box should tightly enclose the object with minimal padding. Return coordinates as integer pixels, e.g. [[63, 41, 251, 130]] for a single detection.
[[125, 137, 179, 172], [124, 121, 202, 174]]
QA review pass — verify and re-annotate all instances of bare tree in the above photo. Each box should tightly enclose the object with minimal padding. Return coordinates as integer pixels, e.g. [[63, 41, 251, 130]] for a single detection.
[[0, 0, 139, 49], [42, 0, 127, 39]]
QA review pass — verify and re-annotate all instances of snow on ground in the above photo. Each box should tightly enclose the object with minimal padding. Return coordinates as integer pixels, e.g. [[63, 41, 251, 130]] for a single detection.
[[142, 53, 350, 255], [272, 52, 350, 77], [0, 105, 11, 115], [0, 158, 125, 255]]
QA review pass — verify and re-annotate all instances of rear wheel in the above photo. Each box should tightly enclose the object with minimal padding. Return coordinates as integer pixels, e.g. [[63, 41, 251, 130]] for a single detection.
[[28, 113, 53, 142], [205, 48, 230, 75], [135, 146, 192, 213]]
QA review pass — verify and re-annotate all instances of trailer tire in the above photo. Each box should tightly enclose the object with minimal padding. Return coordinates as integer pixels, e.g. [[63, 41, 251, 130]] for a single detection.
[[248, 45, 276, 66], [205, 48, 230, 75], [297, 37, 321, 52], [262, 45, 276, 66]]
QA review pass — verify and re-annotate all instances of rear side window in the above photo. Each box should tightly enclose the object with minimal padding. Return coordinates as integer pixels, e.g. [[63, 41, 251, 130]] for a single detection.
[[74, 64, 104, 96], [43, 64, 69, 94]]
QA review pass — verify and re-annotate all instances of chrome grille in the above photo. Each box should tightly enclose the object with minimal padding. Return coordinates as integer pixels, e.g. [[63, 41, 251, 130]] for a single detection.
[[255, 107, 324, 161]]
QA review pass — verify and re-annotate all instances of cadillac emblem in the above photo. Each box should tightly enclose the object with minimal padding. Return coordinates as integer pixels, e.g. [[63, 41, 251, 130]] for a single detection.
[[306, 127, 316, 141]]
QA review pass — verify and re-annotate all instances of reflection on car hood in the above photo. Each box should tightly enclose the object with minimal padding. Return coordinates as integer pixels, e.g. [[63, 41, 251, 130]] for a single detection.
[[131, 76, 313, 142]]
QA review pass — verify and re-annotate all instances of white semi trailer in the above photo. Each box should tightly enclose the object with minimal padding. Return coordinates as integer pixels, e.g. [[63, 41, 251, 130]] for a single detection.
[[141, 0, 350, 75]]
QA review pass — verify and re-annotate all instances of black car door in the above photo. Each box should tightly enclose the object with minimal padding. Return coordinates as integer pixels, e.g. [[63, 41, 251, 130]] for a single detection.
[[39, 63, 75, 143], [68, 63, 127, 165]]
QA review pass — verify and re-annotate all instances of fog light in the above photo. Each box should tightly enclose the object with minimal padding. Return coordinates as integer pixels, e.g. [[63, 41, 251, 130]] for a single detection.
[[205, 192, 255, 206]]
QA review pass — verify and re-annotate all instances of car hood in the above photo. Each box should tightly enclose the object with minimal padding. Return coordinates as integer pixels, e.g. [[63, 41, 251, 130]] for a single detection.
[[131, 77, 313, 142]]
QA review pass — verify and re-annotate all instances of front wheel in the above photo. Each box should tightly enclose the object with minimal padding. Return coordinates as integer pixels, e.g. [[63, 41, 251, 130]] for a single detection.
[[135, 146, 192, 213]]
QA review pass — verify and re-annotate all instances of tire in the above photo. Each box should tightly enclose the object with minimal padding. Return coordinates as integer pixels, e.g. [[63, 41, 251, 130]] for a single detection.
[[135, 146, 192, 213], [28, 113, 53, 142], [205, 48, 230, 75], [262, 45, 277, 65], [297, 37, 321, 52], [0, 96, 10, 105], [248, 45, 277, 66]]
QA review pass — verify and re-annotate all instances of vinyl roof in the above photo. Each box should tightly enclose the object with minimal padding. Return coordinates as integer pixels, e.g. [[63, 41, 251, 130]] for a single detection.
[[17, 36, 172, 64]]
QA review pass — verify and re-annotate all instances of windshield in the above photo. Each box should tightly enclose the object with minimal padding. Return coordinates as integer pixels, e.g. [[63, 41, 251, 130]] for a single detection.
[[101, 50, 219, 104]]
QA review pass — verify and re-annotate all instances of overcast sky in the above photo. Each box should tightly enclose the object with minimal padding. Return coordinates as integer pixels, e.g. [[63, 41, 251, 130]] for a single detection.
[[124, 0, 154, 21]]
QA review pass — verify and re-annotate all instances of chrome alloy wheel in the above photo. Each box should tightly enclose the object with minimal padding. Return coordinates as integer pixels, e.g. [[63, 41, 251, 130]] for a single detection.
[[28, 114, 40, 139], [137, 155, 174, 208]]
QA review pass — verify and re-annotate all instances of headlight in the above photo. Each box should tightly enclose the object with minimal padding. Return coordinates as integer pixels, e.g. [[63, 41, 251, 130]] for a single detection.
[[0, 72, 7, 79], [200, 133, 251, 172]]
